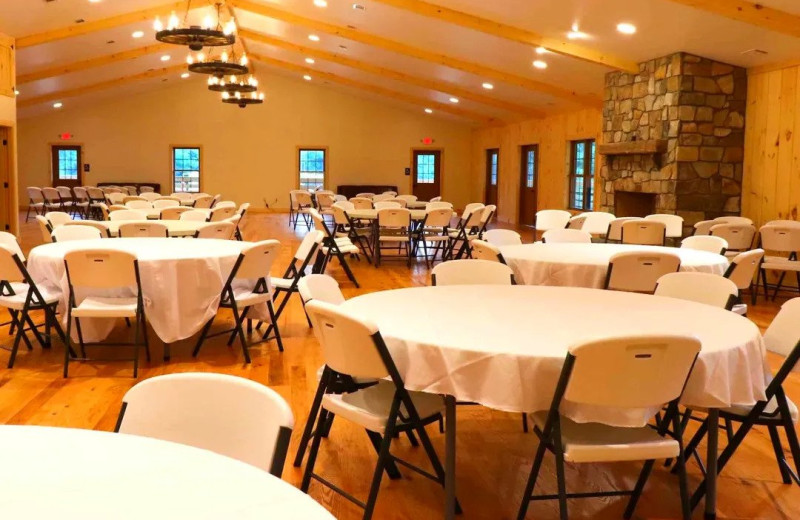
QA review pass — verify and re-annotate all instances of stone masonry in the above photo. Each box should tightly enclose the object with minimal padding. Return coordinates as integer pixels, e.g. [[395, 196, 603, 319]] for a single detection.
[[599, 52, 747, 233]]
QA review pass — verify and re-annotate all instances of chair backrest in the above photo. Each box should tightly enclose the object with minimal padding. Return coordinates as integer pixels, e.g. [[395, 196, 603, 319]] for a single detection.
[[562, 335, 700, 416], [429, 196, 442, 203], [180, 210, 210, 222], [763, 298, 800, 370], [123, 186, 138, 196], [710, 223, 756, 250], [382, 191, 397, 197], [160, 206, 191, 220], [764, 219, 800, 228], [45, 211, 72, 228], [431, 259, 515, 285], [41, 187, 61, 203], [86, 187, 105, 201], [0, 232, 25, 262], [387, 198, 408, 208], [97, 203, 110, 220], [294, 191, 313, 206], [621, 220, 666, 246], [395, 194, 417, 203], [125, 200, 152, 210], [355, 192, 375, 199], [426, 201, 453, 211], [724, 249, 765, 290], [106, 192, 127, 205], [0, 244, 25, 283], [109, 205, 127, 212], [605, 251, 681, 293], [693, 220, 717, 236], [195, 222, 235, 239], [715, 216, 753, 226], [305, 300, 389, 379], [140, 192, 161, 202], [423, 208, 452, 228], [350, 197, 373, 210], [64, 249, 138, 289], [462, 206, 485, 228], [461, 202, 485, 221], [27, 187, 44, 203], [759, 225, 800, 254], [63, 220, 109, 238], [193, 195, 214, 209], [374, 201, 402, 210], [209, 206, 237, 222], [470, 239, 503, 263], [295, 230, 324, 261], [542, 228, 592, 244], [140, 186, 155, 193], [152, 199, 179, 209], [298, 273, 345, 305], [108, 209, 147, 222], [233, 240, 280, 279], [56, 186, 73, 199], [333, 194, 347, 202], [52, 225, 102, 242], [480, 205, 496, 226], [372, 193, 394, 202], [316, 193, 335, 209], [482, 229, 521, 246], [567, 215, 587, 230], [72, 187, 89, 202], [333, 200, 355, 212], [237, 202, 250, 217], [117, 373, 294, 476], [579, 212, 616, 235], [35, 216, 54, 243], [681, 235, 728, 255], [378, 208, 411, 228], [118, 222, 169, 238], [214, 201, 236, 209], [123, 196, 145, 204], [331, 205, 351, 226], [606, 217, 642, 241], [644, 214, 684, 238], [655, 272, 738, 309], [534, 209, 572, 232]]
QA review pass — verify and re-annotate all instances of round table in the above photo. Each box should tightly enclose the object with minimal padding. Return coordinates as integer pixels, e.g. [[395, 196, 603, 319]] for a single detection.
[[26, 238, 266, 344], [105, 219, 206, 237], [0, 425, 333, 519], [500, 242, 729, 287]]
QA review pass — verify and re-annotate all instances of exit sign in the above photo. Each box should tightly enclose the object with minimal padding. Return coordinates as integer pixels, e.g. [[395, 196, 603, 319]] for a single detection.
[[59, 133, 73, 140], [421, 137, 434, 145]]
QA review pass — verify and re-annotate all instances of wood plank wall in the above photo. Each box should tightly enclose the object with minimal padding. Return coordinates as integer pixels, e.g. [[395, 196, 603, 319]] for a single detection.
[[471, 108, 602, 224]]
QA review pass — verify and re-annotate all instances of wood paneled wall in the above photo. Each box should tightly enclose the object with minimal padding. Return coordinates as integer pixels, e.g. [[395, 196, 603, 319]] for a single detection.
[[743, 65, 800, 225], [0, 33, 17, 235], [471, 108, 602, 223]]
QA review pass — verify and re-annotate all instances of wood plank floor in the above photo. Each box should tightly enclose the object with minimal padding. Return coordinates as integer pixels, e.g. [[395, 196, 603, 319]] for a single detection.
[[2, 212, 799, 519]]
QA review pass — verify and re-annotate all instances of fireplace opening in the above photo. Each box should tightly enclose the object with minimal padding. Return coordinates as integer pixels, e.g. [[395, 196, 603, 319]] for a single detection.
[[615, 191, 657, 218]]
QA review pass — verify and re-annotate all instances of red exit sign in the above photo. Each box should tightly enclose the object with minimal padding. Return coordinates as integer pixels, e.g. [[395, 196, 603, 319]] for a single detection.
[[421, 137, 434, 145], [59, 132, 73, 140]]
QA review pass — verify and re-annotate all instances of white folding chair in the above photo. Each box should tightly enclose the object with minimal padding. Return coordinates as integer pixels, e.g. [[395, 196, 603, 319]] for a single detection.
[[41, 187, 63, 212], [52, 225, 102, 242], [45, 211, 72, 229], [139, 186, 155, 193], [469, 239, 506, 264], [124, 200, 152, 210], [26, 187, 45, 222], [386, 198, 408, 208], [482, 229, 521, 246], [645, 214, 685, 239], [372, 193, 394, 203], [160, 206, 191, 220], [291, 191, 314, 230], [374, 201, 402, 210], [309, 209, 361, 286], [72, 187, 91, 219], [209, 206, 237, 222], [715, 216, 753, 226], [447, 204, 485, 259], [139, 192, 161, 202], [517, 335, 700, 520], [180, 210, 210, 222], [417, 208, 453, 266], [63, 220, 110, 238], [109, 209, 147, 222], [215, 201, 237, 209], [35, 216, 54, 243], [431, 259, 515, 285], [194, 222, 235, 239], [350, 197, 373, 210], [572, 212, 616, 237], [605, 217, 641, 242], [375, 208, 412, 267], [681, 235, 728, 255], [426, 201, 453, 211], [534, 209, 571, 239], [655, 272, 738, 310], [621, 220, 666, 246], [724, 249, 764, 314], [356, 192, 376, 199], [693, 220, 718, 236], [118, 222, 169, 238], [759, 225, 800, 300], [605, 252, 681, 293], [152, 199, 179, 209], [193, 195, 214, 209], [56, 186, 76, 216], [395, 195, 418, 203], [542, 229, 592, 244], [710, 223, 756, 257], [116, 373, 294, 477]]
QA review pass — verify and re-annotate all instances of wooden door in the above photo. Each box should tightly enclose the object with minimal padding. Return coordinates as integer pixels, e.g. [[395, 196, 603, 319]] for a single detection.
[[51, 145, 82, 188], [518, 144, 538, 226], [412, 150, 441, 201], [0, 127, 9, 232], [484, 148, 499, 207]]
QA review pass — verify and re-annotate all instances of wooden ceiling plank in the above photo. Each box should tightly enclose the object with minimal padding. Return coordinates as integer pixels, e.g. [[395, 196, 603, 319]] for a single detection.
[[368, 0, 638, 72], [230, 0, 600, 107], [16, 1, 185, 48], [667, 0, 800, 39], [18, 64, 186, 108], [248, 51, 499, 123], [17, 43, 172, 84], [239, 28, 542, 117]]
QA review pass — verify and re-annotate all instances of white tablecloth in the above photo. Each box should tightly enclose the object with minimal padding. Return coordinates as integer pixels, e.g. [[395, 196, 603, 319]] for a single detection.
[[341, 285, 767, 426], [26, 238, 267, 343], [500, 242, 729, 288], [0, 426, 333, 519], [106, 219, 205, 237]]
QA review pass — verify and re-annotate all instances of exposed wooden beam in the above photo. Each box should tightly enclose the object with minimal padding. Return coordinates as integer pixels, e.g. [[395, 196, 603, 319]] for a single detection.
[[239, 28, 542, 117], [230, 0, 601, 107], [18, 65, 186, 108], [368, 0, 638, 72], [226, 5, 256, 74], [667, 0, 800, 39], [248, 52, 498, 124], [17, 43, 172, 84], [16, 2, 185, 48]]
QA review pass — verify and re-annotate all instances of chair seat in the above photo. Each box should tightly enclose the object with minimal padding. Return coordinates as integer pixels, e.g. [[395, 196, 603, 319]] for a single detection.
[[762, 257, 800, 272], [732, 303, 747, 316], [315, 365, 376, 385], [447, 230, 479, 239], [0, 282, 61, 310], [323, 240, 360, 254], [231, 288, 272, 307], [270, 277, 295, 290], [719, 395, 799, 423], [30, 202, 44, 208], [321, 381, 445, 434], [72, 296, 138, 318], [379, 235, 410, 242], [530, 412, 679, 463]]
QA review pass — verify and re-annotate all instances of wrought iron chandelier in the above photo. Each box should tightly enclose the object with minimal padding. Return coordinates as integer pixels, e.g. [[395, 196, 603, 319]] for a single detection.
[[154, 1, 236, 52], [208, 74, 258, 93], [187, 48, 249, 77], [222, 90, 265, 108]]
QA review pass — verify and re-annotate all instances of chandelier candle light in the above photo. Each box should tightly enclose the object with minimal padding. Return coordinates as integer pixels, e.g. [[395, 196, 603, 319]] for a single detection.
[[208, 74, 258, 93], [222, 90, 265, 108], [187, 48, 249, 77], [154, 1, 236, 51]]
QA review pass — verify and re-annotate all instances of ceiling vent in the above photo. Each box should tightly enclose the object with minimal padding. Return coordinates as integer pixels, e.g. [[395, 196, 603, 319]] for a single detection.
[[741, 48, 768, 56]]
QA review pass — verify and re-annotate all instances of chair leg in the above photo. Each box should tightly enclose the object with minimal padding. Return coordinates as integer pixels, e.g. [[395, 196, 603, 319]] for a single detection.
[[192, 318, 215, 357], [293, 379, 328, 467], [413, 416, 463, 514], [267, 301, 284, 352], [363, 402, 400, 520], [672, 411, 693, 520], [773, 271, 787, 301], [63, 314, 73, 378], [554, 446, 568, 520], [623, 460, 655, 519], [768, 425, 792, 484], [140, 312, 151, 363], [365, 430, 402, 480], [761, 269, 769, 303], [521, 413, 529, 433], [7, 309, 28, 369], [301, 408, 328, 492], [132, 311, 140, 378], [517, 438, 549, 520], [337, 252, 360, 288], [229, 302, 251, 364]]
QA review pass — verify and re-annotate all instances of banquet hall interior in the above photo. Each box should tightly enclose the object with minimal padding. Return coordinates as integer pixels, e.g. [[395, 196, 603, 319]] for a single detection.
[[1, 0, 800, 519]]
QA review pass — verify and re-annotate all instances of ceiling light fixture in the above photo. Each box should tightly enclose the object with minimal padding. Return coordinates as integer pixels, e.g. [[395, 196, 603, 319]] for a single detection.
[[53, 102, 63, 108], [567, 22, 589, 40], [533, 60, 548, 69], [313, 0, 328, 6], [154, 1, 236, 51], [208, 74, 258, 93], [303, 74, 312, 81], [353, 3, 366, 10], [308, 34, 320, 42], [482, 82, 494, 90], [535, 46, 548, 55], [181, 72, 191, 78], [305, 57, 315, 64], [616, 22, 637, 35], [222, 90, 265, 108], [132, 30, 144, 38], [161, 55, 171, 61], [449, 97, 459, 103], [424, 108, 433, 114], [14, 89, 19, 96], [187, 48, 249, 77]]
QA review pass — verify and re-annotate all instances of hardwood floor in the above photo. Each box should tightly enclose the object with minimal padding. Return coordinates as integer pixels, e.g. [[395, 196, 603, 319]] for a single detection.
[[1, 212, 798, 519]]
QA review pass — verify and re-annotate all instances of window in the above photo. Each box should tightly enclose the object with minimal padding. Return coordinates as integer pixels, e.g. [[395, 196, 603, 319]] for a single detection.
[[524, 147, 536, 188], [299, 148, 326, 191], [416, 153, 436, 184], [568, 139, 596, 210], [172, 146, 201, 193], [489, 149, 498, 186], [56, 148, 79, 180]]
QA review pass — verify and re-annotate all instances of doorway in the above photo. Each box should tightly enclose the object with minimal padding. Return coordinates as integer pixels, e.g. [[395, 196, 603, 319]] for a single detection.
[[51, 145, 82, 188], [412, 149, 441, 201], [0, 127, 10, 232], [485, 148, 498, 207], [518, 144, 538, 226]]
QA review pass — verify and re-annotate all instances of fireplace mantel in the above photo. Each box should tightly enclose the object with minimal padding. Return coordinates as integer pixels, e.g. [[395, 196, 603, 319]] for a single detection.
[[597, 140, 667, 156]]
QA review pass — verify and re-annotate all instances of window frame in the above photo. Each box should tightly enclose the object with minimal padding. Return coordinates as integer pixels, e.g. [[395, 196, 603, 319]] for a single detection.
[[170, 145, 203, 194], [297, 146, 328, 191], [568, 139, 596, 211]]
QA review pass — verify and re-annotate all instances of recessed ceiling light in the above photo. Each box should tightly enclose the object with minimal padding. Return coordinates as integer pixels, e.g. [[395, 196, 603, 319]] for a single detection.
[[567, 22, 589, 40], [181, 72, 190, 78], [305, 57, 315, 64], [308, 34, 320, 42], [161, 55, 171, 61], [449, 97, 459, 103], [533, 60, 548, 69], [616, 22, 637, 35], [353, 3, 366, 10], [535, 47, 548, 55], [14, 89, 19, 96], [313, 0, 327, 6], [424, 108, 433, 114], [89, 0, 102, 3], [53, 102, 63, 108], [303, 74, 312, 81], [132, 30, 144, 38], [482, 82, 494, 90]]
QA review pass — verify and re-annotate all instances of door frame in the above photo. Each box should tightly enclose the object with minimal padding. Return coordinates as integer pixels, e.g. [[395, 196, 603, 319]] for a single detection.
[[484, 148, 499, 207], [408, 147, 444, 197], [518, 143, 539, 226], [49, 142, 84, 187], [0, 121, 16, 234]]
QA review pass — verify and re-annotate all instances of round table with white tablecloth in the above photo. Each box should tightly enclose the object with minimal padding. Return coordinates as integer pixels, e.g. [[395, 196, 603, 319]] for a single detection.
[[26, 238, 267, 343], [105, 219, 206, 237], [500, 242, 729, 287], [0, 425, 334, 520]]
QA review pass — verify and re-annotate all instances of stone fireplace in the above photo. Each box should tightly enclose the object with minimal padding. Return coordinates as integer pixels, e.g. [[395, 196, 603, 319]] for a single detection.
[[599, 52, 747, 235]]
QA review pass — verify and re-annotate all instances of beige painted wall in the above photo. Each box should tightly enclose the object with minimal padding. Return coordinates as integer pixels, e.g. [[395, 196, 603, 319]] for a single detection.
[[471, 108, 602, 223], [18, 73, 474, 210]]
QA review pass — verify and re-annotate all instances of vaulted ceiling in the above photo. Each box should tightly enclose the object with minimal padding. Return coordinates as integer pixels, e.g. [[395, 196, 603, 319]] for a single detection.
[[4, 0, 800, 122]]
